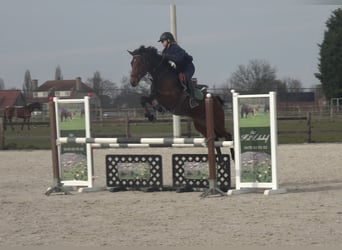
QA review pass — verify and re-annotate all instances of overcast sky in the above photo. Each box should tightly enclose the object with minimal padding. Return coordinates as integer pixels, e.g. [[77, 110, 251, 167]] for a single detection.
[[0, 0, 341, 90]]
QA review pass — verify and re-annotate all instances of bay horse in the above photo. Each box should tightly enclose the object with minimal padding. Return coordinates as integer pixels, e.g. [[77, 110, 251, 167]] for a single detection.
[[4, 102, 42, 130], [240, 103, 255, 118], [128, 45, 234, 159], [60, 108, 73, 122]]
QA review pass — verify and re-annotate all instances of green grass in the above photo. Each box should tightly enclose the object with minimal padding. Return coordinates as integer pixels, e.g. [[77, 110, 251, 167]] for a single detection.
[[59, 117, 86, 130], [239, 113, 270, 127]]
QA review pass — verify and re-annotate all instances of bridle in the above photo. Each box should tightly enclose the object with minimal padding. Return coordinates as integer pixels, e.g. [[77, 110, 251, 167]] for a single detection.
[[131, 53, 165, 82], [130, 54, 148, 81]]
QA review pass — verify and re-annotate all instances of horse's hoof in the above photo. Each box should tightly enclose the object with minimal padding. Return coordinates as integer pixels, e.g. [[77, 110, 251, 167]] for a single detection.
[[156, 106, 163, 112], [144, 113, 156, 122]]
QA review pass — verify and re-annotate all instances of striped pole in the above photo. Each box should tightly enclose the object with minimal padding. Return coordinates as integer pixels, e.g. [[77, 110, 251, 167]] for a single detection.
[[57, 137, 233, 148]]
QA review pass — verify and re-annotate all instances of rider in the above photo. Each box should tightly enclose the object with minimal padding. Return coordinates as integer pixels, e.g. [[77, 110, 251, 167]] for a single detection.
[[158, 32, 198, 108]]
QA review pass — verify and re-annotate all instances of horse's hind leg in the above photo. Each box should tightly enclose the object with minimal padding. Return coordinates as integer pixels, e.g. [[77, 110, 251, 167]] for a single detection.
[[212, 106, 234, 160], [27, 118, 30, 130], [193, 121, 222, 156], [8, 118, 14, 131], [215, 127, 234, 161]]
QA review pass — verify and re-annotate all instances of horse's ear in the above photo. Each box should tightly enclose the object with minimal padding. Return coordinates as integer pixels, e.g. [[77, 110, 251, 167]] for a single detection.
[[127, 50, 133, 56]]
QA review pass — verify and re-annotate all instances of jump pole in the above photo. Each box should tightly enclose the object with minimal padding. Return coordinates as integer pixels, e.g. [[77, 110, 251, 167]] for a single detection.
[[200, 93, 227, 197], [45, 99, 71, 195]]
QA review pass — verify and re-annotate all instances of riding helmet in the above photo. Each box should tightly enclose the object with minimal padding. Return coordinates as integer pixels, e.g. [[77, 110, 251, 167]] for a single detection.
[[158, 32, 175, 42]]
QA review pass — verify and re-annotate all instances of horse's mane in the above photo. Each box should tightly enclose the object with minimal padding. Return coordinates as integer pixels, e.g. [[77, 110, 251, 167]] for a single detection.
[[133, 45, 168, 67], [133, 45, 160, 57]]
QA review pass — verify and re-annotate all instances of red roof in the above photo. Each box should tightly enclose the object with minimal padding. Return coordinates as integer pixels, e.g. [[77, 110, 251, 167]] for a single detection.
[[37, 80, 93, 92], [0, 90, 26, 109]]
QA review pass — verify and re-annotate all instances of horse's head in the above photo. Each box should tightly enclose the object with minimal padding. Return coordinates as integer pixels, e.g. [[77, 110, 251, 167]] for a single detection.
[[128, 46, 161, 87]]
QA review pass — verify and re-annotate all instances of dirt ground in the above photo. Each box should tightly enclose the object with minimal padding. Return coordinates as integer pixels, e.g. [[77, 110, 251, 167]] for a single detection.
[[0, 143, 342, 248]]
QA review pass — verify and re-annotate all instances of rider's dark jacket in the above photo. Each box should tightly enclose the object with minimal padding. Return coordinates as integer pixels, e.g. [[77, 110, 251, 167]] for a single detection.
[[162, 43, 195, 81]]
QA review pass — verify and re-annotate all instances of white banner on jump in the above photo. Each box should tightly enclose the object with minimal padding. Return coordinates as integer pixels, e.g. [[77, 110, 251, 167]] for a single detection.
[[228, 91, 286, 195], [54, 96, 94, 188]]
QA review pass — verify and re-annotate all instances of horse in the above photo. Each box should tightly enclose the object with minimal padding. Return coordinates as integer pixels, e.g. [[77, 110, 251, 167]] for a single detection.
[[61, 108, 73, 122], [3, 102, 42, 130], [127, 45, 234, 159], [240, 103, 255, 118]]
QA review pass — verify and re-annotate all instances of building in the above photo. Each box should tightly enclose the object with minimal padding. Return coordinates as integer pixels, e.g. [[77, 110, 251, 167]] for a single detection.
[[31, 77, 100, 107], [0, 90, 26, 112]]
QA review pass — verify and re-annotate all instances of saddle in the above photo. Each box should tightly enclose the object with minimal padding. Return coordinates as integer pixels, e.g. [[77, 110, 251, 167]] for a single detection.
[[149, 73, 205, 112], [178, 73, 204, 101]]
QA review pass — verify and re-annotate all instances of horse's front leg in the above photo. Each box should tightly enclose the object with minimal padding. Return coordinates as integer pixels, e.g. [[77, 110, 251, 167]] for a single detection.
[[8, 118, 14, 131], [21, 118, 26, 130], [5, 118, 14, 131], [141, 96, 156, 122]]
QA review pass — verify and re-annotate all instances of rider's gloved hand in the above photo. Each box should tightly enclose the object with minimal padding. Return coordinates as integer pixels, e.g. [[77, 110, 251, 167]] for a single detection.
[[168, 61, 176, 69]]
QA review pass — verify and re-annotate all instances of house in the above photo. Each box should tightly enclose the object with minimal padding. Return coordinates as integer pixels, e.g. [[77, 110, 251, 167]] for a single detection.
[[31, 77, 100, 108], [0, 90, 26, 114]]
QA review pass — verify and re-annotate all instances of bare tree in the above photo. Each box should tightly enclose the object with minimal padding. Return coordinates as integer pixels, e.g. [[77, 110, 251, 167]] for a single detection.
[[281, 77, 303, 92], [0, 78, 5, 90], [23, 70, 32, 98], [87, 71, 103, 96], [87, 71, 119, 96], [229, 59, 278, 93], [55, 65, 63, 80], [112, 75, 150, 108], [86, 71, 118, 107]]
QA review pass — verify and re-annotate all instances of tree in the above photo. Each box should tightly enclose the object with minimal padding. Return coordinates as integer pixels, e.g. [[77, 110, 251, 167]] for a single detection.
[[229, 59, 278, 94], [112, 75, 150, 108], [55, 65, 63, 80], [23, 70, 32, 98], [87, 71, 103, 96], [86, 71, 118, 107], [0, 78, 5, 90], [315, 8, 342, 100], [281, 77, 303, 93]]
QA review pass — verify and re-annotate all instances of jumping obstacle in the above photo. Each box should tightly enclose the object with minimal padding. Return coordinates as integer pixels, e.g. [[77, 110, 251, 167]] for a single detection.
[[46, 94, 232, 197], [46, 91, 286, 196]]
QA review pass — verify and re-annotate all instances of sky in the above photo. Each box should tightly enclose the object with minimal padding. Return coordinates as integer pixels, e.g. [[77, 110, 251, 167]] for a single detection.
[[0, 0, 341, 90]]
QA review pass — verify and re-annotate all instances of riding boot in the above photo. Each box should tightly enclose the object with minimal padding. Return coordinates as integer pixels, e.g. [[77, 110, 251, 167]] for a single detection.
[[187, 81, 198, 108]]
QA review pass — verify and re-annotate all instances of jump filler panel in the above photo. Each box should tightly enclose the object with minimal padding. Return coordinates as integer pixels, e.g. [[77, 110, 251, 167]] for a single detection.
[[106, 155, 163, 189], [172, 154, 231, 191]]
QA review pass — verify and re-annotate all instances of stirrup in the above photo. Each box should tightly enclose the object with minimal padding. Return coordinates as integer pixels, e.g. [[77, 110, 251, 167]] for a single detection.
[[189, 98, 199, 108]]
